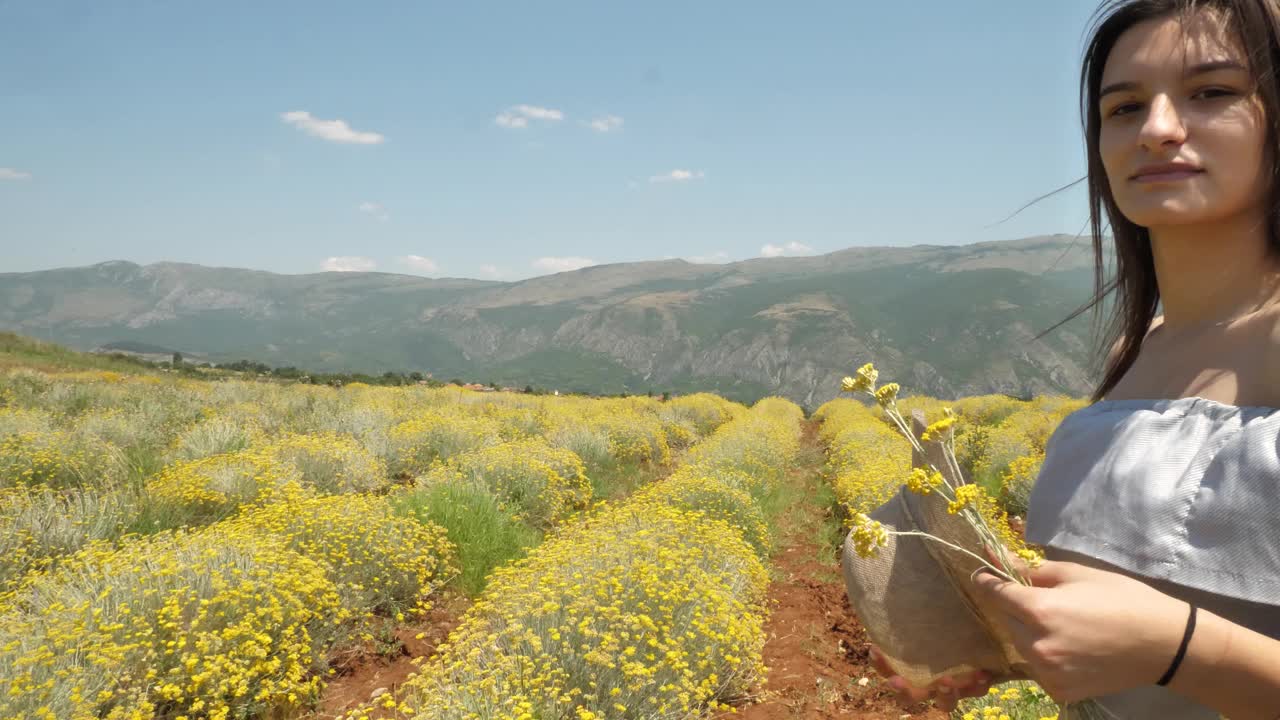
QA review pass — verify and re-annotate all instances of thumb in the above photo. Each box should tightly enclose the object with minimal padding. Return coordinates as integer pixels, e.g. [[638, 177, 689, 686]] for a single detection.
[[979, 542, 1078, 589], [1022, 558, 1079, 588]]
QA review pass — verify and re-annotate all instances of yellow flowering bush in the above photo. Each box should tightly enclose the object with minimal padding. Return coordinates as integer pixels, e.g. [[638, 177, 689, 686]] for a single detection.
[[0, 528, 348, 720], [168, 414, 262, 462], [0, 429, 129, 490], [998, 453, 1045, 519], [259, 432, 390, 494], [418, 437, 591, 529], [636, 473, 771, 556], [0, 484, 137, 596], [812, 398, 910, 517], [591, 411, 672, 466], [388, 412, 502, 476], [342, 503, 768, 720], [661, 392, 743, 437], [679, 397, 802, 499], [144, 449, 307, 526], [226, 493, 456, 616]]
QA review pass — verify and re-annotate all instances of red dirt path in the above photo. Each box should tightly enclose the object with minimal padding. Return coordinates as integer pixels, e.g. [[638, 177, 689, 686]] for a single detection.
[[311, 592, 469, 719], [720, 421, 948, 720]]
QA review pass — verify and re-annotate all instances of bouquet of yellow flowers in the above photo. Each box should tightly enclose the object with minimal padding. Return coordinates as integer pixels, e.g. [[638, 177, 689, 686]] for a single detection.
[[838, 363, 1109, 719]]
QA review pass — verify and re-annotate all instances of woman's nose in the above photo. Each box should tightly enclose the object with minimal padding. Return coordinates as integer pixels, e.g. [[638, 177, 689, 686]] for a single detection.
[[1139, 94, 1188, 150]]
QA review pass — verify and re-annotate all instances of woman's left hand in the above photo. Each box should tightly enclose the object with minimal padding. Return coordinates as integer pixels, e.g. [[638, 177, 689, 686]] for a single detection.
[[970, 556, 1192, 704]]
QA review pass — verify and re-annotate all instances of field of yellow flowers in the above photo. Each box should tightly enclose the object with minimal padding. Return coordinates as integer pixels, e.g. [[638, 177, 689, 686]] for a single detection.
[[0, 366, 770, 720], [814, 391, 1087, 720]]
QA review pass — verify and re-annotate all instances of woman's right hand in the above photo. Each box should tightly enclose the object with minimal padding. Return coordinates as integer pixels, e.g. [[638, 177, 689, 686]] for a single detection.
[[868, 644, 996, 712]]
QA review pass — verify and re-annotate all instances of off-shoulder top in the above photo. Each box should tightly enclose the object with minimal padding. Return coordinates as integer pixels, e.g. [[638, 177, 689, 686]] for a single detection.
[[1025, 396, 1280, 719]]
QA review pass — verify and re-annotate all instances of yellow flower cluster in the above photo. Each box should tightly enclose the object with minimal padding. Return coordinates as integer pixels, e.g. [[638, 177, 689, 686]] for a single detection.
[[956, 680, 1061, 720], [848, 513, 889, 558], [905, 467, 943, 495]]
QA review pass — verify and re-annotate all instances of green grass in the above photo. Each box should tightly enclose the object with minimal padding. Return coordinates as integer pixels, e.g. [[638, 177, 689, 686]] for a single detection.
[[0, 332, 158, 375], [393, 483, 541, 597], [584, 456, 669, 502]]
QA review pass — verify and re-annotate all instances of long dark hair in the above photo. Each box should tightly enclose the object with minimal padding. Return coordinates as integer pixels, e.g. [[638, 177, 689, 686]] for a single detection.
[[1037, 0, 1280, 402]]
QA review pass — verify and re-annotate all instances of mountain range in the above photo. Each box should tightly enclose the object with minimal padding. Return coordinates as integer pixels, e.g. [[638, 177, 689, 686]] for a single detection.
[[1, 234, 1113, 407]]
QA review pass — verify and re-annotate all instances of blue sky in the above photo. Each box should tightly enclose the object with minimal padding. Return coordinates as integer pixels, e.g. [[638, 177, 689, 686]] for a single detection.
[[1, 1, 1103, 280]]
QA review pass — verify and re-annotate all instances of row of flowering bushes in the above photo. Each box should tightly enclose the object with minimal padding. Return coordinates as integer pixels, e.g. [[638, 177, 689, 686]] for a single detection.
[[337, 396, 804, 720], [0, 488, 457, 720], [0, 366, 741, 596], [0, 366, 746, 719], [812, 393, 1084, 521]]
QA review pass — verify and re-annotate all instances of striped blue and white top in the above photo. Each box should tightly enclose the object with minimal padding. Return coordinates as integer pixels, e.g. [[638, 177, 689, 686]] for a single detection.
[[1026, 396, 1280, 719]]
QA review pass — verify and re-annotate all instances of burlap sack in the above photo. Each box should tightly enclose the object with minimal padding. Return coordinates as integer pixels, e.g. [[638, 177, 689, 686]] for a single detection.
[[840, 413, 1034, 689]]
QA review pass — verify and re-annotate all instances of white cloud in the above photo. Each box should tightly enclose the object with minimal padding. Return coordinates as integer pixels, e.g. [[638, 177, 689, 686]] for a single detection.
[[495, 113, 528, 129], [532, 256, 597, 273], [649, 169, 704, 183], [0, 168, 31, 181], [588, 114, 624, 133], [358, 201, 389, 222], [399, 255, 439, 273], [478, 264, 508, 279], [322, 256, 377, 272], [281, 111, 385, 145], [760, 241, 816, 258], [686, 251, 731, 264], [495, 104, 565, 129]]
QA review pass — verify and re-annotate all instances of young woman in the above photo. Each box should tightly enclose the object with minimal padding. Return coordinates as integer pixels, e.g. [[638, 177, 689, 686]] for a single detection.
[[870, 1, 1280, 717]]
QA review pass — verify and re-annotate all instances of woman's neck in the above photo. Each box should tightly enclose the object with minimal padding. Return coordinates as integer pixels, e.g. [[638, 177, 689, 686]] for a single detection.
[[1149, 210, 1280, 333]]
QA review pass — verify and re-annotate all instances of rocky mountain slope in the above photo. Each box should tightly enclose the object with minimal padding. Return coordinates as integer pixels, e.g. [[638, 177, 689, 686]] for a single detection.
[[1, 234, 1112, 406]]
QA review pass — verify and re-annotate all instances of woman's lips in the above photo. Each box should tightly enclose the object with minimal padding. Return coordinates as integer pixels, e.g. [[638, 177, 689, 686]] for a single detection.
[[1132, 169, 1204, 183]]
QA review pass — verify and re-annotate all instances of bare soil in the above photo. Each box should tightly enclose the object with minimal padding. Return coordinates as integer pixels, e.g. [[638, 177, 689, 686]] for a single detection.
[[721, 420, 948, 720]]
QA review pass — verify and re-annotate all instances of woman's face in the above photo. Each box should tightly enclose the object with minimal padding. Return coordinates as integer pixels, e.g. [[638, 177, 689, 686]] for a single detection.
[[1098, 9, 1268, 230]]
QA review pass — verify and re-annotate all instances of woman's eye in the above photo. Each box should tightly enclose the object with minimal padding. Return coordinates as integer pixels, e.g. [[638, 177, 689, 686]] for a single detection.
[[1193, 87, 1234, 100], [1107, 88, 1235, 118]]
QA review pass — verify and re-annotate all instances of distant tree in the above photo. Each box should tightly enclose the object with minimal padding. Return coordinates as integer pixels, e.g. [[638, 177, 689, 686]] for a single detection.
[[524, 384, 534, 394], [661, 391, 671, 402], [172, 351, 183, 366], [409, 371, 424, 382], [448, 378, 463, 386]]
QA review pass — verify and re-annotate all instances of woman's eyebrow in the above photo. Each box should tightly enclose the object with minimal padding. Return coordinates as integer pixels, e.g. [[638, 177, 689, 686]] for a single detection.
[[1100, 59, 1248, 98]]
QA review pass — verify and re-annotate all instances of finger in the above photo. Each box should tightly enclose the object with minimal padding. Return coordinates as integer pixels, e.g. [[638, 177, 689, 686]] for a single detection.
[[970, 569, 1043, 627], [890, 682, 933, 708], [868, 645, 895, 678]]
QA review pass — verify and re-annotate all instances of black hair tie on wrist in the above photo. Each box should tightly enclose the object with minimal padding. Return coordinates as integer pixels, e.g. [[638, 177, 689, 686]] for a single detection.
[[1157, 602, 1197, 687]]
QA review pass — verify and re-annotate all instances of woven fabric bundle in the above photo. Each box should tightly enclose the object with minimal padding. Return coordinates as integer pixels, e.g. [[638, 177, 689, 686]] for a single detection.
[[839, 414, 1034, 689]]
